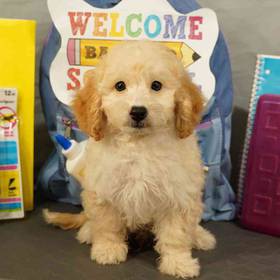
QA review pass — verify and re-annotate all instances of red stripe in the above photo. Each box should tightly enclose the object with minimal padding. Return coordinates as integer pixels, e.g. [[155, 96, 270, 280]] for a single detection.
[[0, 198, 21, 203], [0, 165, 17, 170]]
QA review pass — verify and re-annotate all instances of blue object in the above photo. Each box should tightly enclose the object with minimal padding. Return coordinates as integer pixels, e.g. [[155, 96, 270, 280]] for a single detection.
[[0, 141, 18, 165], [38, 0, 235, 221], [0, 202, 22, 210], [55, 134, 72, 150], [257, 56, 280, 96]]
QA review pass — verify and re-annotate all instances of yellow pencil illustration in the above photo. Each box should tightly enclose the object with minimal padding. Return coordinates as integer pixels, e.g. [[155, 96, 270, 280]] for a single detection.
[[67, 39, 201, 68]]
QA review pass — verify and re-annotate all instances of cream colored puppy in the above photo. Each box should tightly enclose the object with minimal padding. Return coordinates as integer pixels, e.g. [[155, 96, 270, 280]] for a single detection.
[[44, 41, 216, 279]]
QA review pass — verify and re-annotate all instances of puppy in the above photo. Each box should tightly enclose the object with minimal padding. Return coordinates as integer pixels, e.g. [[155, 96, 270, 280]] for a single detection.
[[44, 41, 216, 278]]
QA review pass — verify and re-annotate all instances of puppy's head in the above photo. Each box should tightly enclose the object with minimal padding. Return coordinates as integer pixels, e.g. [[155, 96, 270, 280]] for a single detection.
[[73, 41, 204, 140]]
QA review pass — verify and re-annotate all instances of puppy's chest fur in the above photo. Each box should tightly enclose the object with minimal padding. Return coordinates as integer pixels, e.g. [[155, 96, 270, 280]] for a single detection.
[[83, 133, 203, 228]]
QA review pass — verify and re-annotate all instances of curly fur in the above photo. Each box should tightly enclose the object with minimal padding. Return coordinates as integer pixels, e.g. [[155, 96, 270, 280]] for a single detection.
[[44, 41, 216, 279]]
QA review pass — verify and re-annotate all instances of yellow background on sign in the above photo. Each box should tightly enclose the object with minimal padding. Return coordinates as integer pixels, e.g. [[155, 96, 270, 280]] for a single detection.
[[80, 39, 119, 66], [0, 169, 21, 198]]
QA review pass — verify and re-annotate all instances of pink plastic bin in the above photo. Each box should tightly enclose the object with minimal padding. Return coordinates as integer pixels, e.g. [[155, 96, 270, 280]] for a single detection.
[[241, 94, 280, 236]]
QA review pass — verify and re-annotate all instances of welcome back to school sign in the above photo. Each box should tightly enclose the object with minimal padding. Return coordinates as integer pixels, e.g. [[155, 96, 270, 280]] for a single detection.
[[48, 0, 219, 105]]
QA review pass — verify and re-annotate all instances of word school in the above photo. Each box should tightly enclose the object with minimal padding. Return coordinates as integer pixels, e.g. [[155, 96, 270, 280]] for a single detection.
[[68, 12, 204, 40]]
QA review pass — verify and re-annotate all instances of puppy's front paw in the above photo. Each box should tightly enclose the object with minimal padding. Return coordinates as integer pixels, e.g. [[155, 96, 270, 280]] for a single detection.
[[91, 242, 128, 265], [193, 226, 216, 251], [159, 253, 200, 279]]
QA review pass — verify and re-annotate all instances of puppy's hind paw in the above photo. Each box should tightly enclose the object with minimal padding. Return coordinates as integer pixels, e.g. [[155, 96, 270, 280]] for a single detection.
[[159, 253, 200, 279], [91, 242, 128, 265], [76, 221, 92, 244], [193, 226, 216, 251]]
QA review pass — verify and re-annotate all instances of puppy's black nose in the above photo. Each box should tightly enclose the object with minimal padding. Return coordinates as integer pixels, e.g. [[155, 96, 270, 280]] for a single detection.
[[130, 106, 148, 122]]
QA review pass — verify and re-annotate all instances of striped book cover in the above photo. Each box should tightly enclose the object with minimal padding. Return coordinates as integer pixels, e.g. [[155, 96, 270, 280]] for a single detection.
[[0, 89, 24, 219]]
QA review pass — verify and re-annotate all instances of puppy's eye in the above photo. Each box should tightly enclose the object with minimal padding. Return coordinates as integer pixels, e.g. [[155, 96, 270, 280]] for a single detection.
[[115, 81, 126, 92], [151, 81, 162, 92]]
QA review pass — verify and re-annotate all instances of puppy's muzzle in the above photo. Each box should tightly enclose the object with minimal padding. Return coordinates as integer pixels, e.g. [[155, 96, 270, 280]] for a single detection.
[[130, 106, 148, 128]]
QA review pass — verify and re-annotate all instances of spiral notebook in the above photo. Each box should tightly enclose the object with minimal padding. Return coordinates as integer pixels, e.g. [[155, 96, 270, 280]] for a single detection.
[[238, 55, 280, 213]]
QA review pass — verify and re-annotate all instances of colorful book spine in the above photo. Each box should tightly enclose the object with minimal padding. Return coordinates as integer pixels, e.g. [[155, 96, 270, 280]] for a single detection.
[[0, 88, 24, 219], [238, 55, 280, 214]]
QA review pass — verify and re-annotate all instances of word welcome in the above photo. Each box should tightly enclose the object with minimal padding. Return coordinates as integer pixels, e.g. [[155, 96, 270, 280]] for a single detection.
[[66, 11, 203, 91], [68, 12, 203, 40]]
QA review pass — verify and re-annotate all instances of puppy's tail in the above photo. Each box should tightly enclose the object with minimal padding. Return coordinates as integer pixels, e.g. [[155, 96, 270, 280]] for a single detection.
[[43, 209, 87, 230]]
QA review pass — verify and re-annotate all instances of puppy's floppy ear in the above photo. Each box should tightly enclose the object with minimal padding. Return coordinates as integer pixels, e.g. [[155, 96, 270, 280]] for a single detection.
[[72, 69, 106, 141], [175, 74, 204, 138]]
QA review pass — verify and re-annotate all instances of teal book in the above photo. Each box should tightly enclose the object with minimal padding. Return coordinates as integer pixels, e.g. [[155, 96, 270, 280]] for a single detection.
[[238, 55, 280, 211]]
